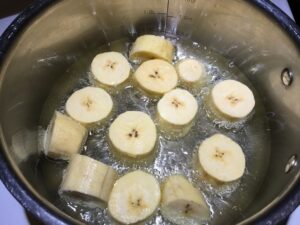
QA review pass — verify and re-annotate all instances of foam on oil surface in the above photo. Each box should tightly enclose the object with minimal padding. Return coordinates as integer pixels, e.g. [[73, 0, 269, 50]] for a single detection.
[[37, 37, 270, 225]]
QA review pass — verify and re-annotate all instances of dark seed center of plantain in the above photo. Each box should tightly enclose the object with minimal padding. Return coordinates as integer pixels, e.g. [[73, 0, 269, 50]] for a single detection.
[[171, 98, 183, 108], [214, 148, 225, 159], [227, 95, 241, 105], [131, 198, 143, 208], [149, 70, 162, 79], [128, 129, 139, 138], [184, 203, 192, 214], [105, 60, 117, 69], [82, 98, 93, 111]]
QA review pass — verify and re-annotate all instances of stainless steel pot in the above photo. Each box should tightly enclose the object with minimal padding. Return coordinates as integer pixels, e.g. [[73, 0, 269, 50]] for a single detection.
[[0, 0, 300, 224]]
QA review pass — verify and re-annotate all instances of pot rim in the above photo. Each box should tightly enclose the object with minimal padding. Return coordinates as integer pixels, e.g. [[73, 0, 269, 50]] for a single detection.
[[0, 0, 299, 224]]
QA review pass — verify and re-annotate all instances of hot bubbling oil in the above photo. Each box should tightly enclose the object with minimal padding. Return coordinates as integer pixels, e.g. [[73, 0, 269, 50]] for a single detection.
[[37, 36, 271, 225]]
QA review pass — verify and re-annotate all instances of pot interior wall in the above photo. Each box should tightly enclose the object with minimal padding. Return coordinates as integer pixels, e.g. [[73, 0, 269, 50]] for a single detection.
[[0, 0, 300, 224]]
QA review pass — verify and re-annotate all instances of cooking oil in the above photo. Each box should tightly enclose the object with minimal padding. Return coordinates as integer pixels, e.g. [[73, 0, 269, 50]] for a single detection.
[[37, 36, 271, 225]]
